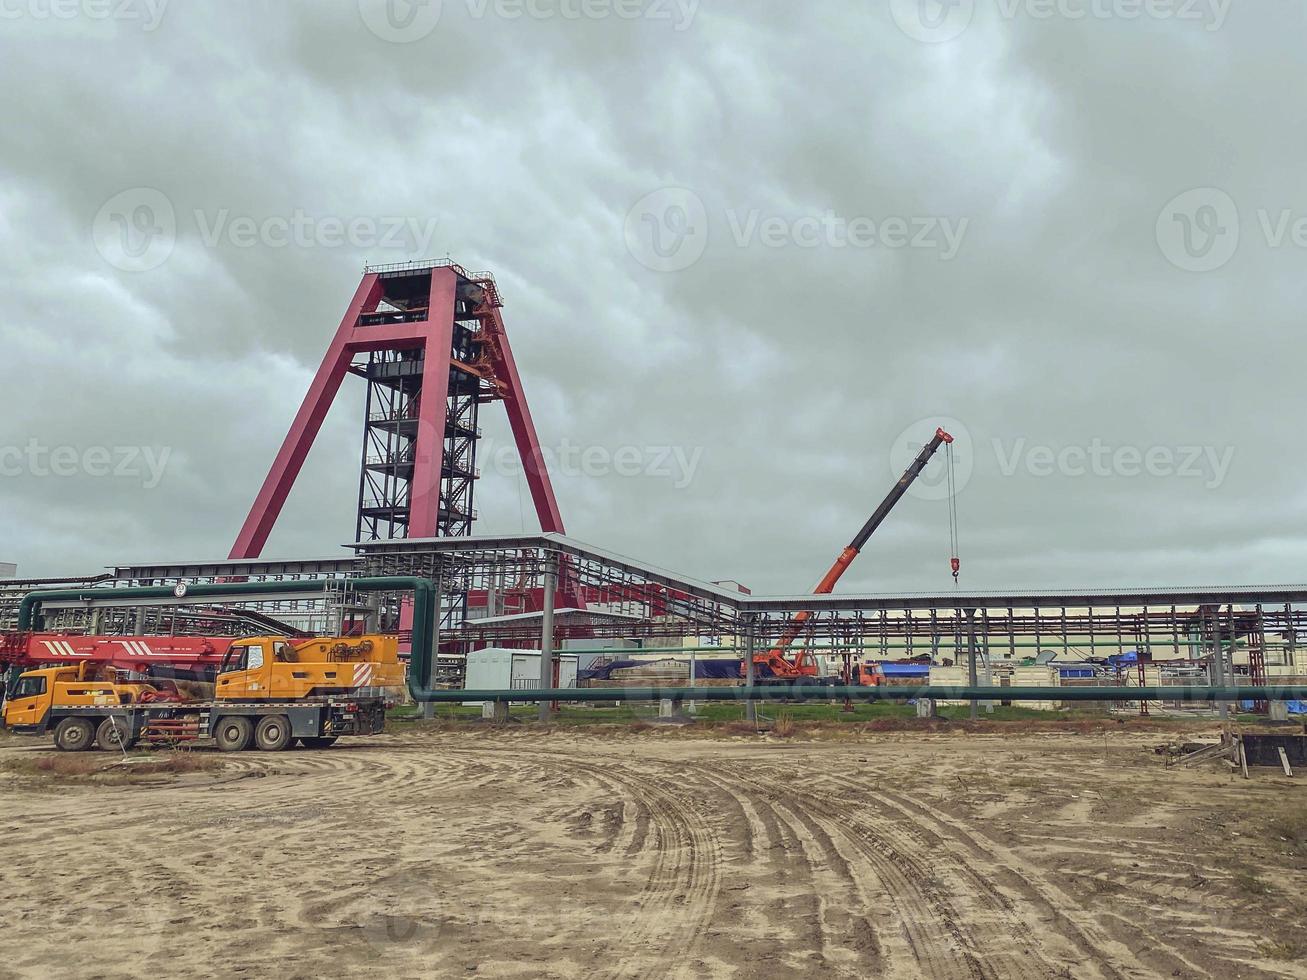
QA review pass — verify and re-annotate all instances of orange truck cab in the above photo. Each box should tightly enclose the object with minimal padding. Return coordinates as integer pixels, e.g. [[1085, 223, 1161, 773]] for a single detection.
[[2, 662, 158, 750], [849, 660, 884, 687]]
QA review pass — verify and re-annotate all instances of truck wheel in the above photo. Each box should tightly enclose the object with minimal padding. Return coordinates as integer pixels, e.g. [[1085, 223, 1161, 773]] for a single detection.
[[53, 717, 95, 752], [215, 716, 254, 752], [300, 736, 338, 750], [95, 717, 137, 751], [254, 715, 293, 752]]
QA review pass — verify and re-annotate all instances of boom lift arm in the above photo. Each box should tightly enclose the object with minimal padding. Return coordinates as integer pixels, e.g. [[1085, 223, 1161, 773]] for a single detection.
[[754, 427, 955, 678]]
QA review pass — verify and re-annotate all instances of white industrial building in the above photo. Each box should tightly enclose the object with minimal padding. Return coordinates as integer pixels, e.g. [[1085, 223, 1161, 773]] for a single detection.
[[462, 647, 579, 705]]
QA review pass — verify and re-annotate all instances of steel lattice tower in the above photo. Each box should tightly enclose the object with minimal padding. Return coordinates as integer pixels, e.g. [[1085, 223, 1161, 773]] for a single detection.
[[230, 260, 565, 561]]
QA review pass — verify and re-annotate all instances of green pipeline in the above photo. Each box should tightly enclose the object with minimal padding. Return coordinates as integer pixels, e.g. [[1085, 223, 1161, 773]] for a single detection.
[[419, 684, 1307, 704], [16, 583, 1307, 706]]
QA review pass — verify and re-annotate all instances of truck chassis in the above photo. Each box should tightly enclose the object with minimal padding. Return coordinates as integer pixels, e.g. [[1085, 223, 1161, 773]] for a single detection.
[[12, 696, 386, 752]]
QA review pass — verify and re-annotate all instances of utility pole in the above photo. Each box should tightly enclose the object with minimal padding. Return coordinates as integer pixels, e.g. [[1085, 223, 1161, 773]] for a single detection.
[[420, 571, 443, 721], [744, 618, 757, 723], [1209, 609, 1228, 722], [966, 606, 979, 721], [538, 552, 557, 723]]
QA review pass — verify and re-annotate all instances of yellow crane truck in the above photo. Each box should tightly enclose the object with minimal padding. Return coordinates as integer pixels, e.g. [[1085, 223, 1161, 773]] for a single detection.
[[1, 634, 404, 752]]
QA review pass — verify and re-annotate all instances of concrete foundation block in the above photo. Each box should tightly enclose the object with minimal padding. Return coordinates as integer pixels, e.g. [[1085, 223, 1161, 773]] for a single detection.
[[482, 701, 510, 723], [916, 698, 937, 719], [1270, 701, 1290, 722], [659, 698, 684, 718]]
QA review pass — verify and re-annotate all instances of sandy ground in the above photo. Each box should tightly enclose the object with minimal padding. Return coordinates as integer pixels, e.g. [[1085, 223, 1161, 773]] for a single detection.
[[0, 726, 1305, 979]]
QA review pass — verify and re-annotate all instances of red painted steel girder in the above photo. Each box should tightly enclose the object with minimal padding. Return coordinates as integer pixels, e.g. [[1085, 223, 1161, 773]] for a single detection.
[[230, 265, 565, 559]]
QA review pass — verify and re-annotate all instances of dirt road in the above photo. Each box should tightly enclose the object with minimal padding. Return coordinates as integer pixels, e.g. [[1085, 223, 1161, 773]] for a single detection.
[[0, 728, 1304, 978]]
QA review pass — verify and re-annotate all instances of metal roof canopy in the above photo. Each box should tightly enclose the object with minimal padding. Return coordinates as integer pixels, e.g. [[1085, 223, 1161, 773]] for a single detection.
[[351, 533, 748, 606], [46, 531, 1307, 619]]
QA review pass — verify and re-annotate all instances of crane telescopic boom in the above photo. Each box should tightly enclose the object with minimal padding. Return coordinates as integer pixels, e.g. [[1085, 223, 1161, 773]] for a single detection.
[[751, 427, 955, 679]]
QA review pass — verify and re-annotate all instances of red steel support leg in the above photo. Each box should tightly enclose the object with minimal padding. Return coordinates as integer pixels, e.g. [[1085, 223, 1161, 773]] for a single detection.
[[230, 274, 384, 559], [407, 270, 457, 536], [484, 310, 565, 534]]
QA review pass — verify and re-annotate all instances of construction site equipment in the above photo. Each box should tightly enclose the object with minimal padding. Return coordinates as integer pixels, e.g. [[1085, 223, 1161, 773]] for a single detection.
[[745, 427, 956, 684], [1, 633, 403, 752], [1, 632, 234, 677]]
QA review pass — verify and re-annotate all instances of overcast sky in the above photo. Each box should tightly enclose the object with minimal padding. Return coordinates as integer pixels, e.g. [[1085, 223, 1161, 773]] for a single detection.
[[0, 0, 1302, 595]]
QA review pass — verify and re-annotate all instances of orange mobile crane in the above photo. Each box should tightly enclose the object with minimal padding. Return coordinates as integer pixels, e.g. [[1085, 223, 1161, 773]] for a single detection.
[[746, 428, 958, 684], [2, 634, 404, 752]]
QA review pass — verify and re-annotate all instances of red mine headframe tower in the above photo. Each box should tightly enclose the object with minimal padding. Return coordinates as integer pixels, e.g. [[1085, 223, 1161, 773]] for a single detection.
[[230, 260, 565, 561]]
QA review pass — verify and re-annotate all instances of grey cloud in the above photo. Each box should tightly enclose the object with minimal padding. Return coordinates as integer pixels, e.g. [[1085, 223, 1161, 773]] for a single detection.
[[1, 0, 1304, 596]]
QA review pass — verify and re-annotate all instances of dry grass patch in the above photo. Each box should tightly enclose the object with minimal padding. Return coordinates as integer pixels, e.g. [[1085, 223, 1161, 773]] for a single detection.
[[0, 749, 222, 781], [772, 710, 798, 738]]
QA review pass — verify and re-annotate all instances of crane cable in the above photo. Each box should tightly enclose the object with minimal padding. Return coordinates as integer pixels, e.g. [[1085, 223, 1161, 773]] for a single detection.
[[945, 440, 961, 584]]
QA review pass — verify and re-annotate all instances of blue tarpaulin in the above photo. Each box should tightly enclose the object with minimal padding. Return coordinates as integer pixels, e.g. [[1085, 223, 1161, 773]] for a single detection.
[[1239, 700, 1307, 713], [877, 662, 931, 677], [695, 659, 743, 679], [1058, 666, 1098, 679]]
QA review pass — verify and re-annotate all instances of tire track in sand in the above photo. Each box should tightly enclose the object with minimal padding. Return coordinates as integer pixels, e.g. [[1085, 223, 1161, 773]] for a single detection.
[[697, 760, 996, 980]]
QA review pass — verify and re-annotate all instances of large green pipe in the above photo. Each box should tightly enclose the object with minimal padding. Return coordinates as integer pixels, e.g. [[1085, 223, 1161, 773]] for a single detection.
[[18, 585, 1307, 706], [426, 685, 1307, 704]]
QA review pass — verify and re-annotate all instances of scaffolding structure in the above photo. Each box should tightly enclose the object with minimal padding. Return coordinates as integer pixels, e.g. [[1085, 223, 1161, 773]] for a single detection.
[[4, 534, 1305, 713]]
